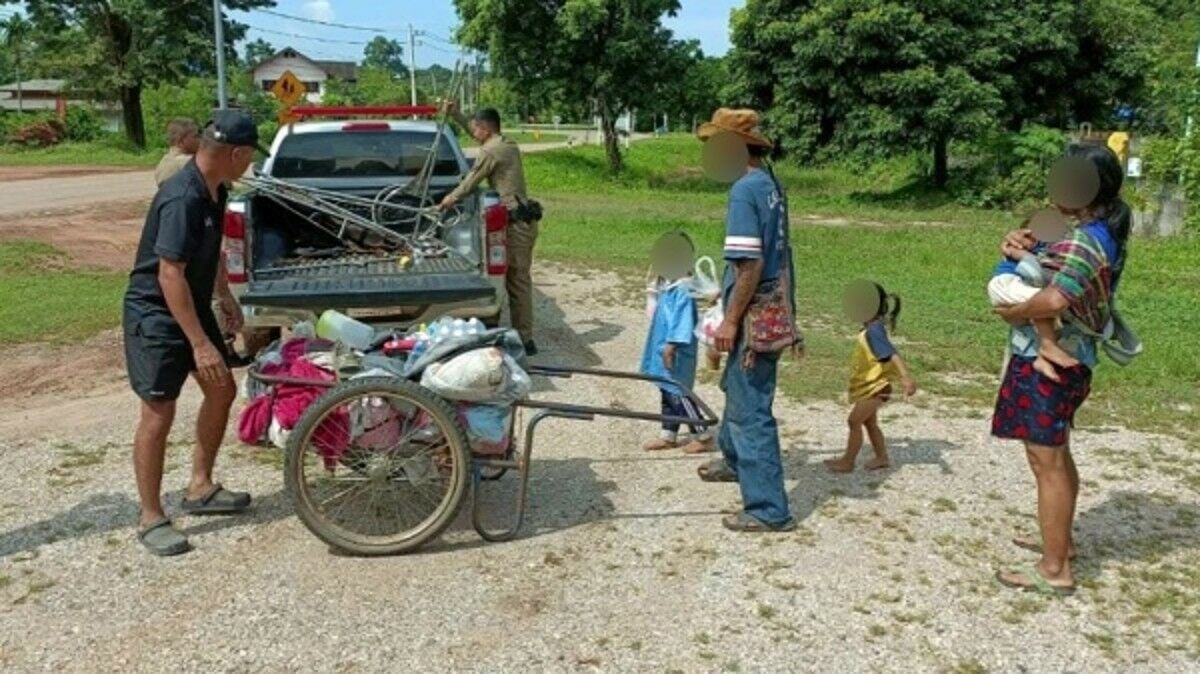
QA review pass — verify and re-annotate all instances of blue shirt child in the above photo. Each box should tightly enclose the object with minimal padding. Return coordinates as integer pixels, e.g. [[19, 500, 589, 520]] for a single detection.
[[639, 280, 699, 396]]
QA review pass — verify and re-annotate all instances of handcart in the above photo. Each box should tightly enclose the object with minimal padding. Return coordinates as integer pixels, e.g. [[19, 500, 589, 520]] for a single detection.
[[247, 361, 718, 556]]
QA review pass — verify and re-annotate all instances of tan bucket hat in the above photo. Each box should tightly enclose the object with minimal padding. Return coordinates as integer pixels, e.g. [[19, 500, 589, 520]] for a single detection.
[[697, 108, 773, 148]]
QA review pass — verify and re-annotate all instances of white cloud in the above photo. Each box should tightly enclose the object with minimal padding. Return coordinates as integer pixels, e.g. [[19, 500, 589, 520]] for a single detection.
[[303, 1, 335, 23]]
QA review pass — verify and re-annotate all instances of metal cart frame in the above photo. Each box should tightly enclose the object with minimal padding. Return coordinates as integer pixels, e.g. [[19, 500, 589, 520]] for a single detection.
[[247, 361, 719, 550]]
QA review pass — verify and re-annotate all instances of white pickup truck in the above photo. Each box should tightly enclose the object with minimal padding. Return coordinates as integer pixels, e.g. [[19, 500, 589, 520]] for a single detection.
[[222, 115, 509, 341]]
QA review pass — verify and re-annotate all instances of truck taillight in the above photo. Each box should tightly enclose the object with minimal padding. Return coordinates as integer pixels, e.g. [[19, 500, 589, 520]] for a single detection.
[[485, 203, 508, 276], [223, 209, 247, 283]]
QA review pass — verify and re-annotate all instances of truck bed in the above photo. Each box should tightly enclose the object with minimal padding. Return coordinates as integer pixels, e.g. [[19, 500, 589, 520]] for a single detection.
[[243, 250, 492, 309]]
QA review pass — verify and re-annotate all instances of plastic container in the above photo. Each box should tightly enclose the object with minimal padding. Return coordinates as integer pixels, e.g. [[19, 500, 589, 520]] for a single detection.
[[315, 310, 375, 351]]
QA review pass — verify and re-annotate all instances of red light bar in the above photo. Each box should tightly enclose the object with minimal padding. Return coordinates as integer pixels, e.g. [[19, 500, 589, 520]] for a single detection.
[[291, 105, 440, 120]]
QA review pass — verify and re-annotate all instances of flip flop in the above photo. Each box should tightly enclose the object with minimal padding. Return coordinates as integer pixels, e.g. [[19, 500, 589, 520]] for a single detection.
[[138, 517, 191, 557], [722, 512, 797, 533], [1011, 535, 1078, 560], [697, 458, 737, 483], [181, 483, 252, 515], [996, 564, 1076, 597]]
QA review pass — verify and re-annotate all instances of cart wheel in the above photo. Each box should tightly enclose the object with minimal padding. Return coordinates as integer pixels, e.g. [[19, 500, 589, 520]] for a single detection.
[[285, 377, 470, 555]]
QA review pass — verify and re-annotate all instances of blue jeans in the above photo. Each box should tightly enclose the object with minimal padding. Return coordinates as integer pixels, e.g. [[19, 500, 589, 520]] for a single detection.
[[718, 344, 791, 525]]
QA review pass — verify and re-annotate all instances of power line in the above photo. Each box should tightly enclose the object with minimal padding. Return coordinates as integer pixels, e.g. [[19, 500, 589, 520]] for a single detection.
[[418, 41, 462, 56], [242, 23, 370, 46], [250, 7, 455, 43]]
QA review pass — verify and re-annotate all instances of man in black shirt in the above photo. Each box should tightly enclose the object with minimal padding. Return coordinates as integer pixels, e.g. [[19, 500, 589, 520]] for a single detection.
[[124, 110, 266, 556]]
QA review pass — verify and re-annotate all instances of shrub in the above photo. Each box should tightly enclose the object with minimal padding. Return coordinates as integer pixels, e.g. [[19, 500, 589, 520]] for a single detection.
[[7, 119, 66, 147], [949, 125, 1068, 209], [63, 105, 105, 142]]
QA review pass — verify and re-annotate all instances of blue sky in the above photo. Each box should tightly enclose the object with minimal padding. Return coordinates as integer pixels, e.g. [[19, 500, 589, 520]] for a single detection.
[[228, 0, 743, 66]]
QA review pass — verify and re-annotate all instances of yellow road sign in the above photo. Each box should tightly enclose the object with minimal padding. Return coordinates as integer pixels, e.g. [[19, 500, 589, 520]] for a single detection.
[[277, 109, 301, 126], [271, 70, 306, 107]]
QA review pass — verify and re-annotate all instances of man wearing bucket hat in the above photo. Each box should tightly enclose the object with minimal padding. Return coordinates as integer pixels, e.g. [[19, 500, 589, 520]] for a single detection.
[[123, 109, 267, 556], [694, 108, 797, 533]]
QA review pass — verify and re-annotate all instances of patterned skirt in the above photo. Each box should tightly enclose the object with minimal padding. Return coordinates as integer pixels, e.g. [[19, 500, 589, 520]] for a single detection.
[[991, 355, 1092, 447]]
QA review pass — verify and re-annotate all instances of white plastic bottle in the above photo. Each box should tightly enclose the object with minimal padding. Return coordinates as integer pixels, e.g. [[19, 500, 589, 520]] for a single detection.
[[315, 310, 374, 351]]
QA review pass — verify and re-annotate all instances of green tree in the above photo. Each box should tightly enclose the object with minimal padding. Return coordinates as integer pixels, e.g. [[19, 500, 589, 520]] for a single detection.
[[1, 14, 31, 112], [728, 0, 1157, 186], [454, 0, 688, 172], [244, 38, 276, 66], [15, 0, 275, 149], [655, 41, 725, 132], [362, 36, 407, 77]]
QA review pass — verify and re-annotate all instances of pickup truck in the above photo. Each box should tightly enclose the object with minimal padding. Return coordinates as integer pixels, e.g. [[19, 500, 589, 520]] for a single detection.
[[222, 116, 508, 341]]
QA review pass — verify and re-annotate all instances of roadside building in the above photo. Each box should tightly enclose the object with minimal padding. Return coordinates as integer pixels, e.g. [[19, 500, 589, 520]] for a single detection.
[[250, 47, 358, 104], [0, 79, 122, 131]]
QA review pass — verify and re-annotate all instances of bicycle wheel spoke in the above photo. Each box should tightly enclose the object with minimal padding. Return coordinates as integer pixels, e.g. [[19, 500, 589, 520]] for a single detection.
[[294, 383, 468, 549]]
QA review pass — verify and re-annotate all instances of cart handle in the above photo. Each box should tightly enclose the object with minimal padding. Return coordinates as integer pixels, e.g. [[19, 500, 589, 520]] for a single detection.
[[523, 364, 718, 427]]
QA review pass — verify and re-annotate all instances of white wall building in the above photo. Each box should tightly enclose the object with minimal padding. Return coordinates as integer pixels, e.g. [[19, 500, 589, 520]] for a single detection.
[[250, 47, 358, 103]]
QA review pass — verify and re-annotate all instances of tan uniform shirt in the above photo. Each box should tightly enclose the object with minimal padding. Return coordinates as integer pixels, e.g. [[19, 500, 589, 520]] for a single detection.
[[447, 135, 528, 208], [154, 148, 193, 186]]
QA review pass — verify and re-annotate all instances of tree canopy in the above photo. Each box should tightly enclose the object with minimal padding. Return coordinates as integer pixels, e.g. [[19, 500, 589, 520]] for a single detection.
[[11, 0, 275, 148], [244, 38, 275, 66], [728, 0, 1161, 186], [454, 0, 689, 172], [362, 36, 407, 77]]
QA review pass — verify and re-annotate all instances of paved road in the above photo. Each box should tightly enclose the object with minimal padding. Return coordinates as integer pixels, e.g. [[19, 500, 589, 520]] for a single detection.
[[0, 133, 602, 218]]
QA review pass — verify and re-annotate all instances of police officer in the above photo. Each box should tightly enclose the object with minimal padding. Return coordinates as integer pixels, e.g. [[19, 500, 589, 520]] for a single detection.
[[124, 110, 266, 556], [439, 101, 541, 355]]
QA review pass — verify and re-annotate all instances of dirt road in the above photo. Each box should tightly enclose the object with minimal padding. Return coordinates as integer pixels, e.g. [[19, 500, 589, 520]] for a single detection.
[[0, 249, 1196, 671], [0, 134, 590, 219]]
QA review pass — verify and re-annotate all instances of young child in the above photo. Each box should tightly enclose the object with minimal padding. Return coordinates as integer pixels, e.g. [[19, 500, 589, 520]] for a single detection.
[[987, 212, 1073, 381], [640, 231, 714, 454], [826, 281, 917, 473]]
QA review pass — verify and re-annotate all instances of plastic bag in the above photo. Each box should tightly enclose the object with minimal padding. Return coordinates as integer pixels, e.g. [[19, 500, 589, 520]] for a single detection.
[[689, 256, 721, 301], [644, 267, 660, 319], [421, 348, 532, 403], [695, 301, 724, 347], [457, 404, 511, 456]]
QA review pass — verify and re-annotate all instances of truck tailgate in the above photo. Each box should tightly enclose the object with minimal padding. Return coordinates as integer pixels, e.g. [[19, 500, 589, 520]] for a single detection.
[[242, 254, 495, 309]]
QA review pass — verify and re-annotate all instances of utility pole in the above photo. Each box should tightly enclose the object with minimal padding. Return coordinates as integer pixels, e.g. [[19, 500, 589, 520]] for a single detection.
[[1187, 37, 1200, 139], [466, 54, 474, 110], [408, 25, 418, 106], [212, 0, 228, 109]]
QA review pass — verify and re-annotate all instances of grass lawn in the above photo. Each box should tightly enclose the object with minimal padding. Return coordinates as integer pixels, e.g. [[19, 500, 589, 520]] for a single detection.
[[0, 140, 161, 167], [0, 242, 126, 344], [528, 136, 1200, 439]]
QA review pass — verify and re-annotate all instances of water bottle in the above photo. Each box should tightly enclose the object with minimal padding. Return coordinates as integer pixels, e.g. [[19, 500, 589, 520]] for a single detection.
[[315, 310, 374, 351]]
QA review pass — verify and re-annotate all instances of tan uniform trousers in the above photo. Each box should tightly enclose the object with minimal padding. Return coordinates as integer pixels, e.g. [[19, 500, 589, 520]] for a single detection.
[[506, 219, 539, 343]]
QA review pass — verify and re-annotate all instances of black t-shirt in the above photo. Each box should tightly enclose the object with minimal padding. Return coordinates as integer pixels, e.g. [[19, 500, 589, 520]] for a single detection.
[[124, 160, 228, 329]]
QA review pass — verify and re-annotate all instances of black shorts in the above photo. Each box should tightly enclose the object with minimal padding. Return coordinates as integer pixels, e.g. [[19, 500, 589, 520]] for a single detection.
[[124, 310, 228, 402]]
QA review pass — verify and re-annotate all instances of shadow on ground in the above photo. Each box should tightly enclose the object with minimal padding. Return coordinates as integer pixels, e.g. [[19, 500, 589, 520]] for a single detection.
[[786, 437, 960, 523], [0, 488, 293, 559], [1073, 490, 1200, 580]]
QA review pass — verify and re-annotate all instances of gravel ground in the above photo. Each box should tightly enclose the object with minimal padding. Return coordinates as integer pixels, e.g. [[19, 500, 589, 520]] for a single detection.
[[0, 264, 1197, 673]]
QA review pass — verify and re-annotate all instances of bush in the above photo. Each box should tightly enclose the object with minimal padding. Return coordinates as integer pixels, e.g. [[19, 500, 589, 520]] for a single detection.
[[63, 105, 105, 142], [7, 119, 66, 147], [0, 112, 54, 139], [949, 125, 1068, 209]]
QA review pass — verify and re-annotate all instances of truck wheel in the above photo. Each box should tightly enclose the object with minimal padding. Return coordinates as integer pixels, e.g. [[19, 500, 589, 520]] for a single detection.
[[284, 377, 471, 556]]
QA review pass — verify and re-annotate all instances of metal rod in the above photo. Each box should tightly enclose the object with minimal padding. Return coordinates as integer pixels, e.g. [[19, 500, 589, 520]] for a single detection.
[[212, 0, 227, 109], [471, 409, 591, 542]]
